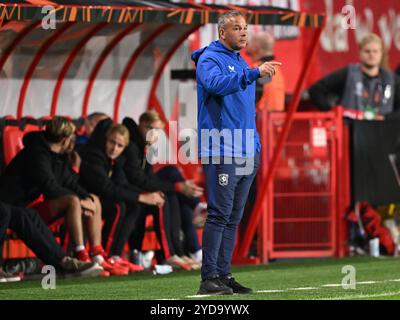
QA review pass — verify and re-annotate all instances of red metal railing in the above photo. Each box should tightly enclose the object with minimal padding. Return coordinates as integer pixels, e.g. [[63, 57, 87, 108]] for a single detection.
[[236, 20, 326, 260], [234, 107, 350, 263], [266, 111, 338, 258]]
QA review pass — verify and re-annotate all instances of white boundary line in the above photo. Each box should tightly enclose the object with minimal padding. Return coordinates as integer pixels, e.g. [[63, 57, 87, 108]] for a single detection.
[[186, 278, 400, 299], [320, 291, 400, 300]]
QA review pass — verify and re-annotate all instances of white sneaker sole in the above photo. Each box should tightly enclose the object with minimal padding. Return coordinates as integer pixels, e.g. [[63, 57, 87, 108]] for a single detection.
[[0, 276, 21, 283], [64, 264, 103, 279]]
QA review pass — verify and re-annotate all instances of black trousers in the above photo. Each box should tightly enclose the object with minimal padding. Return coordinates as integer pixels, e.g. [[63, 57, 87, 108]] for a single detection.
[[156, 166, 201, 254], [129, 193, 183, 259], [176, 193, 201, 253], [0, 202, 66, 268], [101, 200, 140, 257]]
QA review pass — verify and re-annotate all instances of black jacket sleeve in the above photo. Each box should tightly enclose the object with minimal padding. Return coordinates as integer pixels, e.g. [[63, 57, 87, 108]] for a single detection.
[[26, 149, 86, 200], [61, 165, 91, 199], [308, 67, 348, 111], [80, 148, 141, 205], [386, 75, 400, 120], [394, 75, 400, 109], [123, 144, 175, 193]]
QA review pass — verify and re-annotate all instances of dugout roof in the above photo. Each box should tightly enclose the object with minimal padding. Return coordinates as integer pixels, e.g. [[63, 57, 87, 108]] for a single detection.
[[0, 0, 324, 120], [0, 1, 324, 27]]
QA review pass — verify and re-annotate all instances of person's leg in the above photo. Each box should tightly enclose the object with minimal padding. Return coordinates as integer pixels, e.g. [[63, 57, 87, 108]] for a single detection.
[[109, 202, 140, 257], [216, 155, 259, 278], [0, 203, 11, 271], [201, 160, 239, 281], [101, 201, 127, 256], [99, 202, 145, 273], [178, 192, 201, 210], [165, 193, 184, 257], [1, 203, 102, 278], [0, 202, 11, 250], [175, 193, 202, 260], [151, 200, 176, 259], [128, 205, 147, 252], [96, 201, 133, 275], [157, 166, 201, 256], [34, 195, 85, 250], [101, 200, 114, 250], [80, 194, 111, 265], [179, 201, 201, 254], [0, 203, 12, 278], [8, 205, 66, 268], [84, 194, 102, 248]]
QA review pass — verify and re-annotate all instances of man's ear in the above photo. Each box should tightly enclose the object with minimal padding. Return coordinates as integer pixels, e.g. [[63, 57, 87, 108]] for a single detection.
[[219, 28, 225, 40]]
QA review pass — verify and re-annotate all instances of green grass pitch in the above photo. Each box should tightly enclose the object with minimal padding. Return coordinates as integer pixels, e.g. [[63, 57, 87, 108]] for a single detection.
[[1, 257, 400, 300]]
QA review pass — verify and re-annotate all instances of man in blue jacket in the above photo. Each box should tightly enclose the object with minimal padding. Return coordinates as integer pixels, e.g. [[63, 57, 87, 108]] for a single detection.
[[192, 10, 281, 295]]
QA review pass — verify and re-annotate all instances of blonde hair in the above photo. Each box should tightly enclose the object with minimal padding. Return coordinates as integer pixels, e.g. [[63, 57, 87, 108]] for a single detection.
[[106, 123, 130, 145], [44, 116, 75, 143], [139, 111, 163, 125], [358, 33, 389, 70]]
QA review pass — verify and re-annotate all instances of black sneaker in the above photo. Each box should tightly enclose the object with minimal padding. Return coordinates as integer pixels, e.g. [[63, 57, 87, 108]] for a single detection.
[[197, 277, 233, 295], [59, 256, 103, 278], [220, 276, 253, 294]]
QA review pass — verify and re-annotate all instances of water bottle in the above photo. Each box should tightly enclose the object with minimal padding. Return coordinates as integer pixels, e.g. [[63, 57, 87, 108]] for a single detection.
[[369, 238, 380, 257]]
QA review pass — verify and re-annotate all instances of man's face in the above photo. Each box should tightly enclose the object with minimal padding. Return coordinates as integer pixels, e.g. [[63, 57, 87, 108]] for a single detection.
[[105, 132, 127, 159], [86, 115, 109, 137], [359, 41, 383, 69], [64, 134, 76, 154], [57, 135, 74, 154], [220, 15, 248, 51], [139, 120, 165, 145]]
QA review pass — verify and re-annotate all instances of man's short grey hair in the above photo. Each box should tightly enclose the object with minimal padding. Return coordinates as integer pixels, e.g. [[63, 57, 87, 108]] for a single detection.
[[218, 10, 246, 34], [87, 112, 107, 123]]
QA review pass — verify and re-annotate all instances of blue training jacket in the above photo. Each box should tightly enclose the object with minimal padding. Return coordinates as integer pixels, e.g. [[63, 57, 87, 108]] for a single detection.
[[191, 40, 261, 158]]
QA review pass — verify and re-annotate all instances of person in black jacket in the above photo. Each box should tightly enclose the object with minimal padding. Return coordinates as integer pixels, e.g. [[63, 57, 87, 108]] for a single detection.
[[309, 33, 400, 120], [0, 201, 103, 281], [0, 116, 106, 269], [122, 112, 204, 269], [79, 119, 164, 273]]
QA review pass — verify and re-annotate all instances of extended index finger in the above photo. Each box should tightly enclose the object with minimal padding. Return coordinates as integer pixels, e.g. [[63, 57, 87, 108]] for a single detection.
[[268, 61, 282, 66]]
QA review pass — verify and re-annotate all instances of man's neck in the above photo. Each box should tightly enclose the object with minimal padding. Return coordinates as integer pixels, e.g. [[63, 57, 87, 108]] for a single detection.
[[219, 39, 235, 52], [256, 51, 273, 62], [361, 65, 380, 77]]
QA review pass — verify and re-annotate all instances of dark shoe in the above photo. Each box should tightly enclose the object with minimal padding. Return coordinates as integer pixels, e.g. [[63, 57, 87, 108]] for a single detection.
[[59, 256, 103, 278], [220, 276, 253, 294], [0, 267, 21, 283], [197, 277, 233, 295]]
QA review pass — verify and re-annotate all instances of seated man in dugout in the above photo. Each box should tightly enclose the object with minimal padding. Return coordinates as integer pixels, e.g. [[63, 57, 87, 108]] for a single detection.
[[0, 201, 103, 282], [0, 116, 115, 276], [75, 112, 109, 148]]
